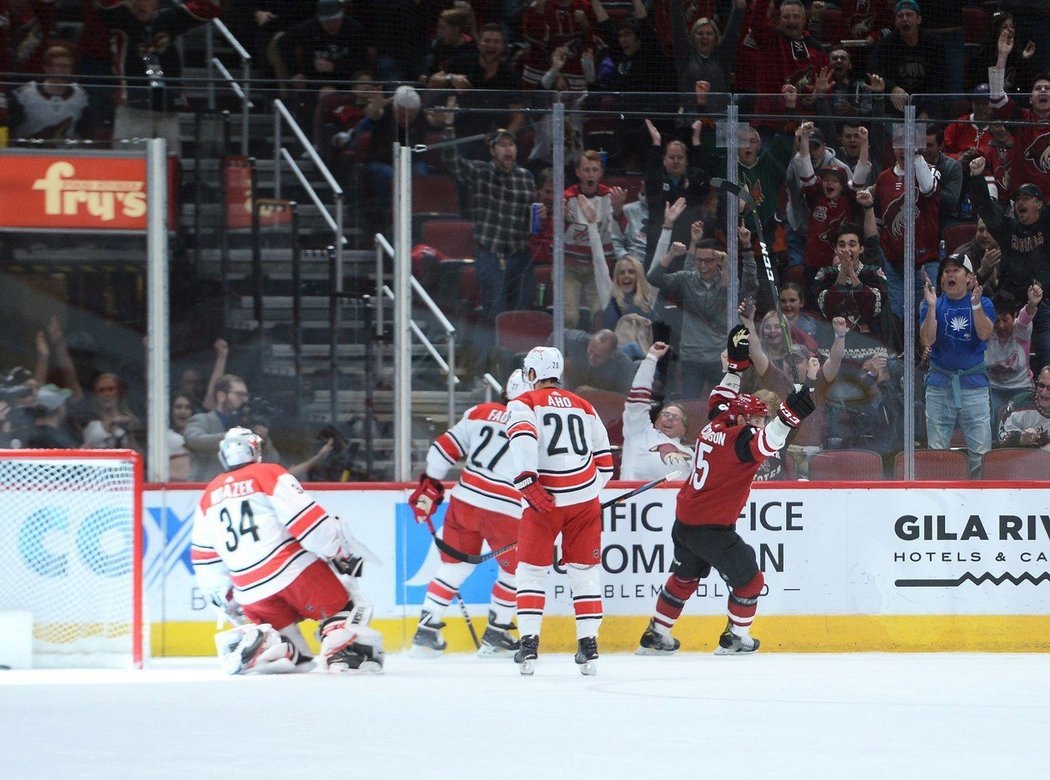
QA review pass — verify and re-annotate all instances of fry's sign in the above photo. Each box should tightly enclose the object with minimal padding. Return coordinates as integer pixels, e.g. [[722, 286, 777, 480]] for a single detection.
[[0, 152, 176, 230]]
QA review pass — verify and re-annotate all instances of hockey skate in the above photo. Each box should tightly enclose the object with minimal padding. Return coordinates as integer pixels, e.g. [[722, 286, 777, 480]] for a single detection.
[[409, 617, 447, 658], [714, 621, 760, 656], [635, 620, 681, 656], [514, 634, 539, 675], [574, 636, 598, 676], [327, 642, 384, 673], [478, 612, 520, 658]]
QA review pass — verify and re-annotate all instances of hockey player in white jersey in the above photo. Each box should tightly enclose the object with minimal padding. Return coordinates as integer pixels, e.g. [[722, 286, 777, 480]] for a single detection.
[[191, 427, 384, 675], [620, 341, 695, 480], [408, 370, 530, 658], [506, 347, 615, 675]]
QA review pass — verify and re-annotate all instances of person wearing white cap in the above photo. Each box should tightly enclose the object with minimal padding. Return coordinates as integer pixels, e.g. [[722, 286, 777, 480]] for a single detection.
[[919, 251, 995, 476], [24, 383, 79, 449]]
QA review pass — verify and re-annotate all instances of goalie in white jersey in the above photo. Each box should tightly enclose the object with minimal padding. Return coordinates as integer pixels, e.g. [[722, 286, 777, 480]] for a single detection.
[[506, 346, 615, 675], [191, 427, 383, 674], [408, 370, 531, 658]]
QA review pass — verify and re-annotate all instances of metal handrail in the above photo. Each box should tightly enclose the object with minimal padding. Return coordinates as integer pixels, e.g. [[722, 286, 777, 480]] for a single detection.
[[278, 148, 344, 237], [381, 285, 456, 375], [272, 99, 343, 197], [376, 233, 459, 426], [271, 99, 345, 294], [481, 373, 501, 404], [205, 19, 252, 155]]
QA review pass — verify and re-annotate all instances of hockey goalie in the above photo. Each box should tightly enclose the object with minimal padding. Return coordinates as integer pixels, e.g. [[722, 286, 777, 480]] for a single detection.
[[190, 427, 383, 674]]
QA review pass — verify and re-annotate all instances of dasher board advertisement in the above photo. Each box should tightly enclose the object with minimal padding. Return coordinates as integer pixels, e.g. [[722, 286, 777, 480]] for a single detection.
[[0, 149, 178, 231], [142, 485, 1050, 623]]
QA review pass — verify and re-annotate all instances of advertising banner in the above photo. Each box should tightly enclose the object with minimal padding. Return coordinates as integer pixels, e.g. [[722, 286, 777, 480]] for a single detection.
[[0, 150, 177, 231], [224, 156, 292, 230], [142, 485, 1050, 628]]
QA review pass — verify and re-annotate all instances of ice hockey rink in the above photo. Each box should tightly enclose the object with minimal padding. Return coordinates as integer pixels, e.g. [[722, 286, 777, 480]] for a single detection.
[[2, 651, 1047, 779]]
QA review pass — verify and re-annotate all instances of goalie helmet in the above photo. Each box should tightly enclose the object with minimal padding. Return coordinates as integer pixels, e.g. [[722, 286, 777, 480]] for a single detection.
[[726, 394, 768, 425], [219, 426, 263, 470], [522, 346, 563, 384], [504, 368, 531, 400]]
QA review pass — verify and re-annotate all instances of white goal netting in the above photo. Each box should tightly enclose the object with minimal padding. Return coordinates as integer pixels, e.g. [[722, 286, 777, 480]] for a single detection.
[[0, 450, 145, 668]]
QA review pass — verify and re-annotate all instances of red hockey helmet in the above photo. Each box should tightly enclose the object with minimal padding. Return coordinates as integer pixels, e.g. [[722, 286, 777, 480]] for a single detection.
[[727, 393, 768, 424]]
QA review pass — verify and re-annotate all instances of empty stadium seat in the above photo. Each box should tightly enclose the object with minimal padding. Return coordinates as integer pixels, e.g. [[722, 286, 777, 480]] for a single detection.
[[421, 219, 476, 261], [980, 448, 1050, 481], [807, 449, 884, 481], [893, 449, 970, 480]]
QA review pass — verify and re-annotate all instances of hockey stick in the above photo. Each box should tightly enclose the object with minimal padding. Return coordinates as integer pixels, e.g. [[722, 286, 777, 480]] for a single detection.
[[424, 516, 517, 565], [600, 469, 683, 509], [710, 177, 801, 386], [456, 596, 481, 650]]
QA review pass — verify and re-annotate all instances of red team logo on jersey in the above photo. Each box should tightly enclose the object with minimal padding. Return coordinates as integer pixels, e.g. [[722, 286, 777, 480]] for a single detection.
[[1022, 132, 1050, 174]]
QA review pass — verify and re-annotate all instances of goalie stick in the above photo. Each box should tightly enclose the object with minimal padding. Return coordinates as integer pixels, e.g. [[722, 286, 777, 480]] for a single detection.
[[710, 177, 801, 386], [421, 472, 682, 563]]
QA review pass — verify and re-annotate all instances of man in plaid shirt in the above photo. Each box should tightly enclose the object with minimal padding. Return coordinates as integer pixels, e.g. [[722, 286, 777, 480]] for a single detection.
[[442, 115, 536, 376]]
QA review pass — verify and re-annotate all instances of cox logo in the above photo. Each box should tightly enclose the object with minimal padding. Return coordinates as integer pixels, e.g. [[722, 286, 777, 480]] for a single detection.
[[18, 505, 133, 578]]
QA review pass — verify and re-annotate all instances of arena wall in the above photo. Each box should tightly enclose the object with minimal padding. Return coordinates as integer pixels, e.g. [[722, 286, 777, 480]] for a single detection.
[[142, 483, 1050, 656]]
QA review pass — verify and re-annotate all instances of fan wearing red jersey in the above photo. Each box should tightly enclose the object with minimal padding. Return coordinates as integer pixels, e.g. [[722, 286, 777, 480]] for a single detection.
[[506, 346, 615, 676], [407, 370, 531, 659], [191, 427, 383, 675], [636, 326, 814, 656]]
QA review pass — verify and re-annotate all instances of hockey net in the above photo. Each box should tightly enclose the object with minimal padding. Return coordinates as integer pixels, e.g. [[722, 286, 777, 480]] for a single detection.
[[0, 450, 145, 668]]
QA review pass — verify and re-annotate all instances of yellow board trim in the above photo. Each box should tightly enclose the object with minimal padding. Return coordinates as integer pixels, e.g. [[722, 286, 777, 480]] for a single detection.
[[154, 615, 1050, 657]]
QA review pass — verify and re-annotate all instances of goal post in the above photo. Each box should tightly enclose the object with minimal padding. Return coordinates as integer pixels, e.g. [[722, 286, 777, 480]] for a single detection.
[[0, 449, 145, 668]]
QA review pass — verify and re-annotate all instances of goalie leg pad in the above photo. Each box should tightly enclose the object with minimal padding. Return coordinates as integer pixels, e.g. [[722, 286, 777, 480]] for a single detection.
[[320, 612, 385, 673], [217, 624, 304, 675]]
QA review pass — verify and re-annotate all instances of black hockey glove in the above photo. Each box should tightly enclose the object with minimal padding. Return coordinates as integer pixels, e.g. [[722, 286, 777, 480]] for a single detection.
[[777, 385, 816, 429], [726, 325, 751, 372]]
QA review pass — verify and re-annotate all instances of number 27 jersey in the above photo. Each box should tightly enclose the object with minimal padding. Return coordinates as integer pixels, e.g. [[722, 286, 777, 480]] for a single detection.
[[425, 401, 523, 518]]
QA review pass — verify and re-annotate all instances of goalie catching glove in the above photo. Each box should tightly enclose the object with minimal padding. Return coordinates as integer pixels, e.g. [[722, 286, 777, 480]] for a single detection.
[[514, 472, 555, 512], [727, 325, 751, 372], [408, 473, 445, 523], [777, 385, 816, 429]]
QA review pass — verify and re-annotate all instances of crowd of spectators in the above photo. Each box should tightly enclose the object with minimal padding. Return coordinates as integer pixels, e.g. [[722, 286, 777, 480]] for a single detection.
[[5, 0, 1050, 480]]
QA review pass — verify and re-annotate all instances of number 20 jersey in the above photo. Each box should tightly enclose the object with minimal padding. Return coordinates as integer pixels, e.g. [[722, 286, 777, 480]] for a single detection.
[[190, 463, 346, 605], [507, 387, 614, 506], [424, 402, 523, 518]]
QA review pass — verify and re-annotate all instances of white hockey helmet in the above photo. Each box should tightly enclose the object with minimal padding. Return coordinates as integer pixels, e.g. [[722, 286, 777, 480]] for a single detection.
[[219, 426, 263, 470], [504, 368, 531, 400], [522, 346, 563, 384]]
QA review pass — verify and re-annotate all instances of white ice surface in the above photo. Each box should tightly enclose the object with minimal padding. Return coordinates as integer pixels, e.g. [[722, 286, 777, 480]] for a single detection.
[[2, 652, 1047, 780]]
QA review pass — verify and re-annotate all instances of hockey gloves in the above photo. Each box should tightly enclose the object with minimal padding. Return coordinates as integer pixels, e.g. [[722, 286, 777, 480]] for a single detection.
[[209, 586, 247, 626], [514, 472, 555, 513], [408, 473, 445, 523], [332, 554, 365, 578], [777, 385, 816, 429], [727, 325, 751, 372]]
